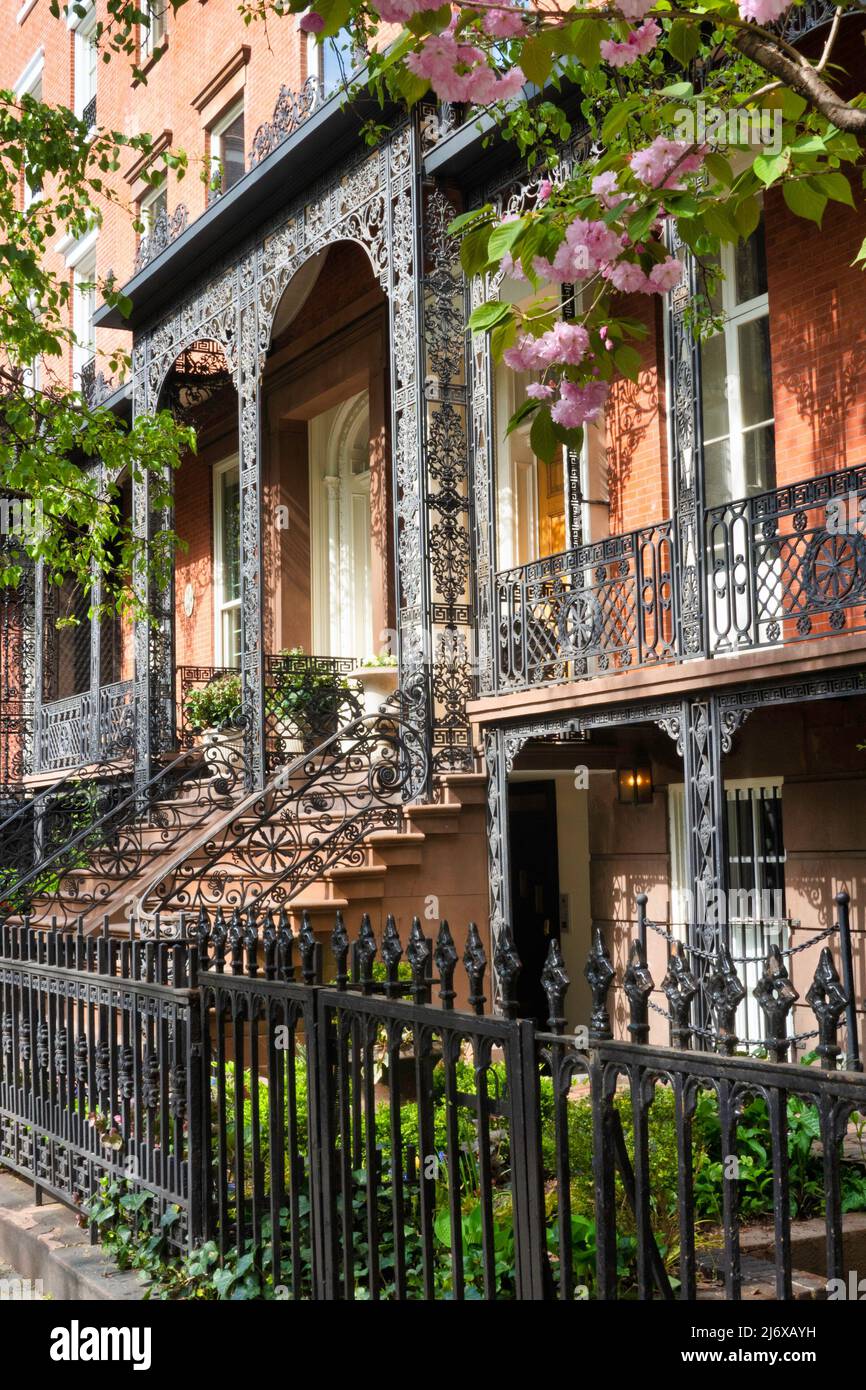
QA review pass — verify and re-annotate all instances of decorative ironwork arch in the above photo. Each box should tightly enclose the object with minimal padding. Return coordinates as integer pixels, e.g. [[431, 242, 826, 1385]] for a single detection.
[[131, 114, 474, 791]]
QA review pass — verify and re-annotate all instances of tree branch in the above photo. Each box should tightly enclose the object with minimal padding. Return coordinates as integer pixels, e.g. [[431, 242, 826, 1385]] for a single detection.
[[732, 25, 866, 132]]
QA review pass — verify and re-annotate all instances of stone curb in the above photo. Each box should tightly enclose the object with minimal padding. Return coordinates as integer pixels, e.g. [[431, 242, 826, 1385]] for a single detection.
[[0, 1168, 146, 1302]]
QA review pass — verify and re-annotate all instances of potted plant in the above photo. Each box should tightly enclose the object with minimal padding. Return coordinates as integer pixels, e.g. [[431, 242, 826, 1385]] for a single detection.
[[183, 673, 244, 769], [267, 648, 356, 760], [347, 652, 398, 719]]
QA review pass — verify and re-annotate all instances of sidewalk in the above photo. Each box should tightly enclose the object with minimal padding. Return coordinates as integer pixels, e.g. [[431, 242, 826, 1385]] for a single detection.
[[0, 1169, 145, 1302]]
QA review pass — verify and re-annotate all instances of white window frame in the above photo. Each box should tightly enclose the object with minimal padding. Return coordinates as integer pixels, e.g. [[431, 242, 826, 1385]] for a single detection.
[[140, 0, 167, 62], [702, 234, 774, 505], [213, 456, 242, 668], [73, 6, 98, 127], [72, 247, 97, 384], [14, 48, 44, 209], [140, 178, 168, 236], [208, 98, 245, 199]]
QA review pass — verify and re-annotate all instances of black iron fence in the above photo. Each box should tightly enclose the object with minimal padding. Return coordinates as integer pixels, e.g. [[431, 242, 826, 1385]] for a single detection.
[[3, 907, 866, 1300]]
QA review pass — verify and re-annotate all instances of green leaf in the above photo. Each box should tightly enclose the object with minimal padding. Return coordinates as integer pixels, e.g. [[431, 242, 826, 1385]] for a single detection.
[[812, 171, 855, 208], [667, 19, 700, 68], [704, 152, 734, 188], [613, 345, 642, 381], [569, 17, 606, 70], [753, 150, 790, 187], [488, 217, 528, 262], [448, 206, 492, 236], [853, 235, 866, 267], [313, 0, 352, 39], [506, 397, 540, 435], [627, 204, 658, 243], [468, 300, 513, 333], [659, 81, 694, 99], [733, 196, 761, 239], [490, 317, 517, 363], [601, 101, 637, 143], [530, 407, 558, 464], [783, 178, 827, 226], [551, 421, 584, 453], [459, 224, 493, 277], [520, 34, 556, 89]]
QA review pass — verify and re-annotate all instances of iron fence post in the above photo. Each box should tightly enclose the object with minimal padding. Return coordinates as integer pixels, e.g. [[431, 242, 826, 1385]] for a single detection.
[[835, 889, 861, 1071]]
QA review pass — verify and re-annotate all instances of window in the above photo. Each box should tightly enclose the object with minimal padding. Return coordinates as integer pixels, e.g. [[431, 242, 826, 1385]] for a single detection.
[[140, 178, 167, 237], [214, 459, 241, 667], [73, 250, 97, 385], [307, 27, 361, 95], [700, 217, 775, 509], [140, 0, 166, 63], [15, 50, 44, 208], [74, 6, 98, 128], [208, 101, 245, 200], [668, 777, 789, 1046]]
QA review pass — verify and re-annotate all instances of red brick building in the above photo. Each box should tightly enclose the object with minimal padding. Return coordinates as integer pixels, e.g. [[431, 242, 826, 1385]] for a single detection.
[[2, 0, 866, 1055]]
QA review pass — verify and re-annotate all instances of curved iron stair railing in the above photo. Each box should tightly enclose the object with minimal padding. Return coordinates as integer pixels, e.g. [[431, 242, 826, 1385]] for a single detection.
[[0, 737, 252, 928], [131, 686, 429, 930], [0, 760, 137, 917]]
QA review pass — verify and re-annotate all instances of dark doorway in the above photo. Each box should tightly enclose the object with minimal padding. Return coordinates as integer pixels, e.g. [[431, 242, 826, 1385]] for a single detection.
[[508, 779, 560, 1024]]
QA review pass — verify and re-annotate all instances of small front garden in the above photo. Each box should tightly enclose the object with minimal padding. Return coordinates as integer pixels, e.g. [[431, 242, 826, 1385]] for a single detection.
[[85, 1049, 866, 1300]]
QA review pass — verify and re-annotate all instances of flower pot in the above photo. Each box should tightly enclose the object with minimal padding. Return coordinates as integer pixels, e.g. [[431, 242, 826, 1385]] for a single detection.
[[201, 726, 245, 775], [348, 665, 398, 719]]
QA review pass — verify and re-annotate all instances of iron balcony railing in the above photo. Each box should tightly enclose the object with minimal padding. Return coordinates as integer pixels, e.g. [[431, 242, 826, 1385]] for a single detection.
[[494, 463, 866, 694], [36, 679, 134, 773], [706, 462, 866, 654], [494, 521, 676, 690]]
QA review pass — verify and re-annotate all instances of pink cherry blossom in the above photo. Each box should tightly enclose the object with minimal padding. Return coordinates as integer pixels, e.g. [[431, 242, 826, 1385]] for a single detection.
[[501, 250, 527, 281], [407, 33, 525, 104], [526, 382, 555, 400], [591, 171, 621, 208], [537, 178, 553, 204], [615, 0, 655, 18], [647, 256, 683, 293], [600, 19, 660, 67], [376, 0, 444, 22], [604, 259, 652, 294], [629, 136, 705, 189], [503, 334, 547, 372], [482, 1, 527, 38], [551, 380, 609, 429], [299, 9, 325, 31], [737, 0, 789, 20], [536, 321, 590, 366]]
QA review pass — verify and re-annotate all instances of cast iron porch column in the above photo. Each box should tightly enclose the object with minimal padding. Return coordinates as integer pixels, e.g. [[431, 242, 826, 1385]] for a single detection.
[[131, 343, 175, 793], [680, 693, 731, 1033], [485, 726, 513, 1014], [666, 228, 707, 662], [237, 254, 266, 790]]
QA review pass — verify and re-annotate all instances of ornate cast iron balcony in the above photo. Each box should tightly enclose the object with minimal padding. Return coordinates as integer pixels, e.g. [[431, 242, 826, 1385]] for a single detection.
[[494, 464, 866, 695], [36, 679, 134, 773], [134, 204, 188, 275], [707, 464, 866, 655], [249, 75, 325, 167], [495, 522, 676, 690]]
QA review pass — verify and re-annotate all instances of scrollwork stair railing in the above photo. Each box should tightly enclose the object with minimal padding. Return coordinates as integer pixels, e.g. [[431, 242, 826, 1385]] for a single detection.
[[130, 686, 429, 932], [0, 734, 252, 929]]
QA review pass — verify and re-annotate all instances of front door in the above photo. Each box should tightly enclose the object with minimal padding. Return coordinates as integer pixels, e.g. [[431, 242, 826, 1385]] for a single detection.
[[508, 779, 561, 1024]]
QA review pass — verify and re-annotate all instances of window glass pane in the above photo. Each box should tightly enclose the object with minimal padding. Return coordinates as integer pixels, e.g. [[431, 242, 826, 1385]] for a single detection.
[[321, 32, 354, 91], [737, 316, 773, 428], [742, 422, 776, 496], [700, 330, 730, 443], [219, 112, 245, 192], [734, 217, 767, 304], [221, 472, 241, 602], [222, 608, 241, 668], [704, 437, 732, 511]]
